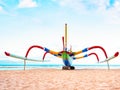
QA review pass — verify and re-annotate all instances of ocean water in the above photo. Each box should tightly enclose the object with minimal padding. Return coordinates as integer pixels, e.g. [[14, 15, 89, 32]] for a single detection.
[[0, 64, 120, 70], [1, 58, 120, 70], [0, 64, 62, 70]]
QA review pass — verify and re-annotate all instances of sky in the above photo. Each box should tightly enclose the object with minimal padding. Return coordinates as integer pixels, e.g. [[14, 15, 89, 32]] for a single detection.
[[0, 0, 120, 65]]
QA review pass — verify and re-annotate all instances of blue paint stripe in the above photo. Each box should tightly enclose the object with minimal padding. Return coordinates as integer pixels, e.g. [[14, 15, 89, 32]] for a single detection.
[[54, 54, 57, 56], [44, 48, 50, 52], [82, 48, 88, 52], [73, 57, 76, 60], [84, 54, 88, 57], [63, 60, 71, 66], [70, 53, 74, 56]]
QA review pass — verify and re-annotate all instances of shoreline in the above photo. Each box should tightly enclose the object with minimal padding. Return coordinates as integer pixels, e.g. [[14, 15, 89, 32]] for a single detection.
[[1, 64, 120, 71], [0, 69, 120, 90]]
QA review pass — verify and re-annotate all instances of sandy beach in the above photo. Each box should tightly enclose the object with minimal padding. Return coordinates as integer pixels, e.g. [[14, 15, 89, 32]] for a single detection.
[[0, 69, 120, 90]]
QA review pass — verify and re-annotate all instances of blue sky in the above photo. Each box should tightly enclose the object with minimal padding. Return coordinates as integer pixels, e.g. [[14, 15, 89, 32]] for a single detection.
[[0, 0, 120, 65]]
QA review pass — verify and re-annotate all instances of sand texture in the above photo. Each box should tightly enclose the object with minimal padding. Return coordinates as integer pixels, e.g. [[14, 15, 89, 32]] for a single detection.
[[0, 69, 120, 90]]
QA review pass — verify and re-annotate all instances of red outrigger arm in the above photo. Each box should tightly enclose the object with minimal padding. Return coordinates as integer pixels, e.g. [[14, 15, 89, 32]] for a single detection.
[[25, 45, 60, 60]]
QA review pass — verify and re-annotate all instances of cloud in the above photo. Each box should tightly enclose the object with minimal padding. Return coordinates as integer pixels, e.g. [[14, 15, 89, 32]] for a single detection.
[[0, 4, 16, 16], [112, 0, 120, 11], [53, 0, 110, 11], [104, 0, 120, 24], [90, 0, 120, 24], [0, 0, 5, 12], [0, 6, 3, 11], [18, 0, 37, 8], [53, 0, 120, 24], [0, 5, 7, 14]]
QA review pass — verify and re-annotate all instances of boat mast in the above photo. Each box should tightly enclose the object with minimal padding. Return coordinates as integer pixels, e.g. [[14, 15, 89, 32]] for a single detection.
[[64, 23, 67, 51]]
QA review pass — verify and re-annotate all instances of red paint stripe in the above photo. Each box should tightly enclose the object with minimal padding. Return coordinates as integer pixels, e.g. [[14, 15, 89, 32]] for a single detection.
[[25, 45, 44, 57], [42, 52, 48, 61], [4, 52, 10, 56], [114, 52, 119, 57], [62, 36, 64, 51], [88, 53, 99, 62], [88, 46, 108, 58]]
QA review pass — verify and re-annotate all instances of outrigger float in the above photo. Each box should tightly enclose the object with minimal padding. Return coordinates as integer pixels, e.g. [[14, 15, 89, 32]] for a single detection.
[[4, 24, 119, 70]]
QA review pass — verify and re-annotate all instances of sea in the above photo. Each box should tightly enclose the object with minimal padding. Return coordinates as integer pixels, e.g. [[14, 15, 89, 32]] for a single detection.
[[0, 64, 120, 70], [0, 58, 120, 70]]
